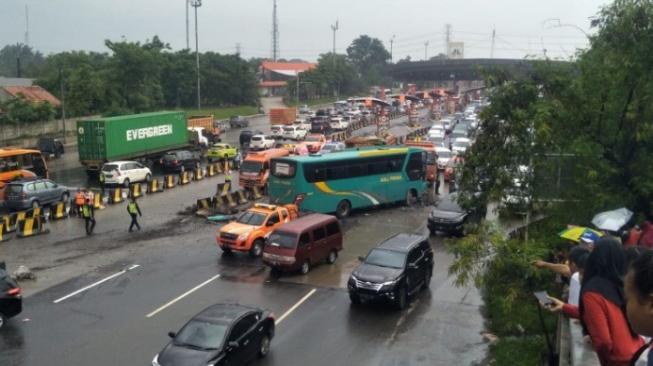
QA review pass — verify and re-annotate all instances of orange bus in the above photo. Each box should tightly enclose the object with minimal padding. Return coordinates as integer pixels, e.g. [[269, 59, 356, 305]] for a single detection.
[[239, 149, 289, 190], [0, 148, 48, 200]]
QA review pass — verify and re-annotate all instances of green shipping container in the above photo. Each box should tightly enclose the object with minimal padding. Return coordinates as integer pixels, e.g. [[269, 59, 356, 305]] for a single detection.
[[77, 112, 188, 170]]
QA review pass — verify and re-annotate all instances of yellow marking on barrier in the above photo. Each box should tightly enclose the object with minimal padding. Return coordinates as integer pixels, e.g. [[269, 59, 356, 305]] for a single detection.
[[32, 207, 41, 218], [221, 182, 231, 195], [53, 202, 66, 219], [23, 218, 34, 236], [207, 165, 216, 177], [113, 188, 124, 203], [94, 193, 102, 209], [225, 194, 236, 208], [251, 186, 263, 200], [16, 211, 26, 222], [237, 190, 248, 204]]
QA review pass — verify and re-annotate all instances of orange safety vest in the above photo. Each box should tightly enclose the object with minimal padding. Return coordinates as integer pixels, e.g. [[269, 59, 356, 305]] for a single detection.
[[75, 192, 85, 205]]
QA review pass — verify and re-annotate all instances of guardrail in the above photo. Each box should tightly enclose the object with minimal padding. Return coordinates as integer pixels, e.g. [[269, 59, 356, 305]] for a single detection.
[[557, 314, 600, 366]]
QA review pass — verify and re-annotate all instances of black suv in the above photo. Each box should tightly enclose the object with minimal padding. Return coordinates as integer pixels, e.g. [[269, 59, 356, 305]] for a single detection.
[[348, 233, 433, 309], [230, 115, 250, 128], [0, 264, 22, 329], [159, 150, 201, 172]]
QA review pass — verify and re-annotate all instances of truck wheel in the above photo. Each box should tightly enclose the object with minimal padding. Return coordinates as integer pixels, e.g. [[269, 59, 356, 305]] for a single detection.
[[300, 260, 310, 275], [335, 200, 351, 219], [250, 239, 264, 258]]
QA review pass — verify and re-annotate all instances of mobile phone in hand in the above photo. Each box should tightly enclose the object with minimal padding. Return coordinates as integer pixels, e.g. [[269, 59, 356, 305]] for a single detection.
[[534, 291, 553, 307]]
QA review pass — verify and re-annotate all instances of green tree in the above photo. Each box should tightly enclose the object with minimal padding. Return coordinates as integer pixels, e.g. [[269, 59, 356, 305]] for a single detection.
[[346, 35, 391, 85], [0, 43, 45, 78]]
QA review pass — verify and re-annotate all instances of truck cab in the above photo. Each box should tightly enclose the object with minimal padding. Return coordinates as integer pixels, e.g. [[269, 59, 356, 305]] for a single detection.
[[239, 149, 289, 190], [217, 203, 299, 257], [187, 127, 209, 147]]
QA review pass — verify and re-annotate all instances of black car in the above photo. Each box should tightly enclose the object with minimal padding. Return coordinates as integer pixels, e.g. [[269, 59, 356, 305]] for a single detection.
[[348, 233, 433, 309], [160, 150, 201, 172], [229, 116, 250, 129], [153, 304, 275, 366], [239, 130, 263, 147], [37, 137, 64, 158], [310, 117, 332, 135], [427, 193, 477, 236], [0, 264, 22, 329]]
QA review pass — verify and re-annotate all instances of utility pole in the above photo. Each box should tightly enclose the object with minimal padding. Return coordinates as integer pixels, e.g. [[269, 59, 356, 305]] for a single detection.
[[190, 0, 202, 109], [445, 24, 452, 57], [390, 34, 395, 63], [331, 20, 339, 67], [490, 27, 496, 58], [236, 43, 241, 56], [185, 0, 190, 49], [59, 66, 66, 143], [424, 41, 429, 61], [272, 0, 279, 61], [25, 5, 29, 47]]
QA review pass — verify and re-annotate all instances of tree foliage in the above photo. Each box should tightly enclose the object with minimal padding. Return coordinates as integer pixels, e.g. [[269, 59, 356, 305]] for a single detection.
[[287, 52, 362, 100], [346, 35, 391, 86], [0, 44, 45, 77]]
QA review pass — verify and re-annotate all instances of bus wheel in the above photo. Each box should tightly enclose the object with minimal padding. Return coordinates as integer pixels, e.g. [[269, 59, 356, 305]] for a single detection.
[[405, 189, 418, 206], [336, 200, 351, 219]]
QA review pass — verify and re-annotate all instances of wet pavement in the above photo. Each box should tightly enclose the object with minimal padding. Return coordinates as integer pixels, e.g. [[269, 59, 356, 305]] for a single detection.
[[0, 201, 487, 366]]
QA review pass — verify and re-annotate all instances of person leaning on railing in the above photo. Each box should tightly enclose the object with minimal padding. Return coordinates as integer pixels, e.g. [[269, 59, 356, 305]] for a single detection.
[[546, 237, 644, 366]]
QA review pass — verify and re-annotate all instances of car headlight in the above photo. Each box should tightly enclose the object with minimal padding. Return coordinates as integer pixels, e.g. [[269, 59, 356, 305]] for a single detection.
[[152, 354, 161, 366], [381, 278, 400, 289]]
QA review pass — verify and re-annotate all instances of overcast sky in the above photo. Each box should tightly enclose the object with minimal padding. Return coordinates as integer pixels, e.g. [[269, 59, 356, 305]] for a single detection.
[[1, 0, 610, 61]]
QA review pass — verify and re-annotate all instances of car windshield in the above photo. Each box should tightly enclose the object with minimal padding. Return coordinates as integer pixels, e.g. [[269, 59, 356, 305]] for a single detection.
[[251, 136, 262, 141], [305, 136, 321, 142], [5, 184, 23, 193], [237, 211, 267, 225], [102, 164, 119, 172], [268, 231, 298, 249], [283, 127, 294, 131], [454, 141, 470, 147], [240, 161, 263, 173], [174, 320, 227, 350], [364, 249, 406, 269]]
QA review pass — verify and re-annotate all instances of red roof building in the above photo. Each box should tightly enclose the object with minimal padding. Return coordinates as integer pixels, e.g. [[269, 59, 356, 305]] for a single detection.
[[258, 61, 317, 96], [0, 85, 61, 107]]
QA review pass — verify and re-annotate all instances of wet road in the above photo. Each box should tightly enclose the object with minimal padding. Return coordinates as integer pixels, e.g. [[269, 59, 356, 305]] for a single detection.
[[0, 203, 486, 366]]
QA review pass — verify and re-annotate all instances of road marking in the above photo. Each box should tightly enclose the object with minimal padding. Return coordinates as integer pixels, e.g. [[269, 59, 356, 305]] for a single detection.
[[53, 264, 141, 304], [276, 288, 317, 324], [146, 274, 221, 318]]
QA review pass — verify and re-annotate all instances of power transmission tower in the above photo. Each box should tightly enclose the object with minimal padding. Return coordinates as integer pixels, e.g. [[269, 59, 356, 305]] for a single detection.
[[331, 20, 339, 66], [445, 24, 451, 57], [490, 28, 496, 58], [272, 0, 279, 61]]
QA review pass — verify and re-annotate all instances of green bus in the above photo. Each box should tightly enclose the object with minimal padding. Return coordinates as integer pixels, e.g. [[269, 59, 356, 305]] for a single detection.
[[268, 147, 427, 218]]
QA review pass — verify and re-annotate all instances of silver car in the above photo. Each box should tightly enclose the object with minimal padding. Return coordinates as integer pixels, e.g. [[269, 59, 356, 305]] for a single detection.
[[4, 179, 70, 211]]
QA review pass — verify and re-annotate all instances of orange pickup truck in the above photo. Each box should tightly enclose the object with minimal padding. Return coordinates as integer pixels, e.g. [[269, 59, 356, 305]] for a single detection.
[[217, 203, 299, 257]]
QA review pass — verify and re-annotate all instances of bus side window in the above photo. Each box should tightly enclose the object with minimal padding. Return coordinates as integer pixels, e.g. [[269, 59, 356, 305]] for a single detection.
[[406, 153, 423, 181]]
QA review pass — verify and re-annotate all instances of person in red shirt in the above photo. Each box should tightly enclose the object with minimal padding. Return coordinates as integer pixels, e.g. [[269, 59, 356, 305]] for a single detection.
[[547, 237, 644, 366], [625, 249, 653, 365], [624, 225, 642, 248], [639, 221, 653, 249]]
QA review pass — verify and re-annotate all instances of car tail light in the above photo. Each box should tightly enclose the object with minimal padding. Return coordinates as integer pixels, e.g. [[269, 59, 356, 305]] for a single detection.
[[7, 287, 21, 296]]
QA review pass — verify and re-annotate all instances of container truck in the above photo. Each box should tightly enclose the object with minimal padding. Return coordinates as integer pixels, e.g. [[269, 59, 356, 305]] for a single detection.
[[187, 115, 221, 142], [269, 108, 297, 125], [77, 111, 204, 174]]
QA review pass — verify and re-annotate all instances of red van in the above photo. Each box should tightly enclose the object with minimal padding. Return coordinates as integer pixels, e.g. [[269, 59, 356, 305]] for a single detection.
[[262, 214, 343, 275]]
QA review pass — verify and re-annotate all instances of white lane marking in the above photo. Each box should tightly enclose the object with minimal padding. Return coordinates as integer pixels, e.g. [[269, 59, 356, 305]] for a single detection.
[[53, 264, 141, 304], [276, 288, 317, 324], [146, 274, 221, 318]]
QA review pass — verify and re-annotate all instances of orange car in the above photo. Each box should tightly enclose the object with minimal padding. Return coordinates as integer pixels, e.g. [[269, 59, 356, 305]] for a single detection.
[[239, 148, 289, 190], [300, 134, 327, 153], [217, 203, 299, 257]]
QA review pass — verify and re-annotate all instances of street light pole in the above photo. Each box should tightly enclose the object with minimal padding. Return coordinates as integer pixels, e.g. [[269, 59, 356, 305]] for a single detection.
[[390, 34, 395, 63], [296, 71, 300, 106], [59, 65, 66, 143], [191, 0, 202, 110], [185, 0, 190, 49]]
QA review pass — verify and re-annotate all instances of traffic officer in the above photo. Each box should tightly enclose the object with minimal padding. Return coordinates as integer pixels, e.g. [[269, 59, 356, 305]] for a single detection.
[[81, 199, 96, 235], [74, 189, 85, 217], [127, 198, 142, 232]]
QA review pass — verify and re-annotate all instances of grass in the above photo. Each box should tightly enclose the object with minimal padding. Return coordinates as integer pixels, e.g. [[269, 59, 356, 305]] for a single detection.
[[490, 336, 547, 365], [181, 106, 259, 120]]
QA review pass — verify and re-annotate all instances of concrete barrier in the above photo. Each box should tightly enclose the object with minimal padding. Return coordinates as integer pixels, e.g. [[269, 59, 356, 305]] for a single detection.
[[50, 201, 69, 220], [207, 164, 217, 177], [164, 175, 176, 189], [234, 190, 249, 205], [0, 222, 10, 242], [196, 197, 214, 210], [92, 190, 104, 209], [193, 167, 205, 181], [110, 188, 124, 204], [130, 183, 143, 198], [178, 171, 191, 185], [16, 217, 49, 238], [246, 186, 263, 200], [147, 178, 163, 193], [2, 213, 17, 233], [28, 206, 42, 219]]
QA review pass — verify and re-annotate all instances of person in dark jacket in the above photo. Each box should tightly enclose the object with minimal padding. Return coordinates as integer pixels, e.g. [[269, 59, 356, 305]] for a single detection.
[[127, 198, 142, 232], [547, 237, 644, 365], [625, 249, 653, 365]]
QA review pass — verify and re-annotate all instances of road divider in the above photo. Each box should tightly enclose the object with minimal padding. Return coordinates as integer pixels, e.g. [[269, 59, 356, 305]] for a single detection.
[[178, 171, 191, 185], [130, 183, 143, 199], [147, 178, 163, 193], [109, 187, 124, 204], [0, 222, 10, 242], [50, 201, 69, 220], [276, 288, 317, 324], [193, 167, 204, 181], [146, 274, 221, 318], [53, 264, 141, 304], [16, 216, 49, 238]]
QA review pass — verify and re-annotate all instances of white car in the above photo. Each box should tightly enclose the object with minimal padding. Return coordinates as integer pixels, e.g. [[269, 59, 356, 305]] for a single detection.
[[270, 125, 284, 139], [249, 135, 276, 150], [451, 137, 471, 154], [434, 147, 453, 169], [282, 125, 307, 140], [428, 129, 445, 139], [320, 142, 346, 154], [101, 161, 152, 187], [330, 117, 349, 131]]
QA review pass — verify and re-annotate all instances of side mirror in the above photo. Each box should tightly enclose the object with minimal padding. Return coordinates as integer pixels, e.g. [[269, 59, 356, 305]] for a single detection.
[[357, 256, 365, 262], [228, 341, 239, 348], [168, 331, 176, 338]]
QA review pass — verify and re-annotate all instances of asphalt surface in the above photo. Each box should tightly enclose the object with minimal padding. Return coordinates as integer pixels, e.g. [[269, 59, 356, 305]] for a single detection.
[[0, 106, 488, 366], [0, 203, 487, 366]]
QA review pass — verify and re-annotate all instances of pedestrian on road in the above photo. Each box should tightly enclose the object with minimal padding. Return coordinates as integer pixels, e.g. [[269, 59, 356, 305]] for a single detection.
[[127, 198, 142, 232], [74, 188, 85, 217], [82, 199, 96, 235]]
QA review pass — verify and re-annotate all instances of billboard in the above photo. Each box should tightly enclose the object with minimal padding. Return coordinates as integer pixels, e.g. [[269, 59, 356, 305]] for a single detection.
[[448, 42, 464, 59]]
